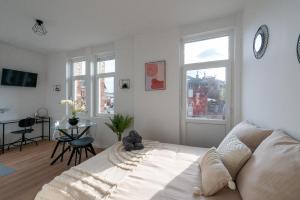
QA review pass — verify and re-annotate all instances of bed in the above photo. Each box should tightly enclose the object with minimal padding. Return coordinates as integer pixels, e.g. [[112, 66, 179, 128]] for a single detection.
[[35, 140, 241, 200]]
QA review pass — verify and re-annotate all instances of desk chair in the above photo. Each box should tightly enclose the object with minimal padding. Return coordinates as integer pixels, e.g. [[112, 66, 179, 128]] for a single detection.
[[9, 117, 38, 151]]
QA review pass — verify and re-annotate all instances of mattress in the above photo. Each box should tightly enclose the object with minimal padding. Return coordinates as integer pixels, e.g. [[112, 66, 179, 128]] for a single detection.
[[35, 141, 241, 200]]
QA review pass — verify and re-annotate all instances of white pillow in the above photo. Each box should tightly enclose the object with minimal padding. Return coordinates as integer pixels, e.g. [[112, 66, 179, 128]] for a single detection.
[[237, 130, 300, 200], [217, 133, 252, 180], [227, 121, 272, 152], [196, 147, 236, 196]]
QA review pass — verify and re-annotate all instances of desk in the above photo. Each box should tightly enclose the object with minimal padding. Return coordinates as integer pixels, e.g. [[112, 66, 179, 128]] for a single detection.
[[0, 117, 51, 154]]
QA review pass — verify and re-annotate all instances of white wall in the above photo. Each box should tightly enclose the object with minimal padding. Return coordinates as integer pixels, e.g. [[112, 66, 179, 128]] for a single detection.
[[97, 38, 135, 147], [133, 29, 181, 144], [133, 14, 242, 146], [46, 32, 182, 147], [46, 14, 242, 148], [242, 0, 300, 140], [46, 38, 135, 147], [46, 52, 67, 121], [0, 41, 47, 143]]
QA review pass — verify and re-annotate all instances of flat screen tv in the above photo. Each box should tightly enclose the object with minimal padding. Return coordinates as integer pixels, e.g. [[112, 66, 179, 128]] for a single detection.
[[1, 68, 38, 87]]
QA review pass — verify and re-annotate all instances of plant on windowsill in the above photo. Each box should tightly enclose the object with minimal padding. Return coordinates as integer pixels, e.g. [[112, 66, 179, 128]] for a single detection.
[[60, 99, 85, 126], [105, 114, 134, 141]]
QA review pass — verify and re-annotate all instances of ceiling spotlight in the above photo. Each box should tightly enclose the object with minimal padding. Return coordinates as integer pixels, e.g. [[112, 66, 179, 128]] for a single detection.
[[32, 19, 47, 36]]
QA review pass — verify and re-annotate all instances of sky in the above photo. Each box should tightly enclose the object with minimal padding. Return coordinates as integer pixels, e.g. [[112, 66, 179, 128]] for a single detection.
[[184, 36, 229, 64]]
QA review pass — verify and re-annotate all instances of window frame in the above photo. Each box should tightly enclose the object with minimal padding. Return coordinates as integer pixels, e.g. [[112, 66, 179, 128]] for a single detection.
[[94, 53, 116, 117], [181, 31, 233, 125], [70, 57, 90, 117]]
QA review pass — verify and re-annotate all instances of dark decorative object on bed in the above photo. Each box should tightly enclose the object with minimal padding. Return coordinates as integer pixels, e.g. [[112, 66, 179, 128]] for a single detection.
[[253, 24, 269, 59], [297, 34, 300, 63], [122, 130, 144, 151]]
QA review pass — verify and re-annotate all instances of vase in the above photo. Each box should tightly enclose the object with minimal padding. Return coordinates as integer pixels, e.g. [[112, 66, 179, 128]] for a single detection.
[[68, 118, 79, 126]]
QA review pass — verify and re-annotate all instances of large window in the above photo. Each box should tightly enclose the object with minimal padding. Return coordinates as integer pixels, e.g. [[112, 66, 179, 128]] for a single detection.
[[183, 35, 230, 121], [71, 59, 88, 112], [95, 55, 115, 115]]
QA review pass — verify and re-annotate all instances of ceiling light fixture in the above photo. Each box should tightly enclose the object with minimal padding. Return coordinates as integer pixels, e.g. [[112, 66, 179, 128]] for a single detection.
[[32, 19, 47, 36]]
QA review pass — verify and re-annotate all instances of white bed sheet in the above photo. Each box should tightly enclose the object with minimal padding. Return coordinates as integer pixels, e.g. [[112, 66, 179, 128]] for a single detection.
[[35, 142, 241, 200]]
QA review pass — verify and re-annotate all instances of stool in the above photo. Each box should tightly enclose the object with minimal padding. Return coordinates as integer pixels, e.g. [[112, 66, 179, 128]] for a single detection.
[[67, 137, 96, 166], [51, 136, 73, 161]]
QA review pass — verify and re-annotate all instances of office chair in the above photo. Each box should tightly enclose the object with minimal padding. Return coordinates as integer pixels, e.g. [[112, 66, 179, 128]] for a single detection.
[[9, 117, 38, 151]]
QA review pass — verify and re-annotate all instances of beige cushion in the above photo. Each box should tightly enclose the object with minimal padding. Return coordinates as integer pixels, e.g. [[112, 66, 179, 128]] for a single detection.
[[217, 133, 252, 180], [198, 147, 236, 196], [237, 130, 300, 200], [229, 121, 272, 152]]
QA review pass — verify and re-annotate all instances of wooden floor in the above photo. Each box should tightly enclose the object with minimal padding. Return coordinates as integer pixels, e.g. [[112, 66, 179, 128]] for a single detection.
[[0, 140, 103, 200]]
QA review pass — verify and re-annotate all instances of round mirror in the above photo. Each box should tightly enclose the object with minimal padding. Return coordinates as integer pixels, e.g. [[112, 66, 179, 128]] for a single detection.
[[253, 25, 269, 59], [254, 34, 263, 52], [297, 34, 300, 63]]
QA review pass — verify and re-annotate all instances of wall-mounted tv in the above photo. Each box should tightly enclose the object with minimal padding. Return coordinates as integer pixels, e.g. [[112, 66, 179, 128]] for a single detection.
[[1, 68, 38, 87]]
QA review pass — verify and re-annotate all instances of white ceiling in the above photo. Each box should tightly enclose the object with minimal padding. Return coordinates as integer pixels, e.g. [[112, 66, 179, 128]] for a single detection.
[[0, 0, 245, 54]]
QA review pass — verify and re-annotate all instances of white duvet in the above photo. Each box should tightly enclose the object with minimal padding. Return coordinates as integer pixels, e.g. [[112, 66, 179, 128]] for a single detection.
[[35, 141, 241, 200]]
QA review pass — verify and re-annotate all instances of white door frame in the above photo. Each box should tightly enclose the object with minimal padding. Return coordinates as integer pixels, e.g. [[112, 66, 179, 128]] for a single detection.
[[180, 30, 234, 145]]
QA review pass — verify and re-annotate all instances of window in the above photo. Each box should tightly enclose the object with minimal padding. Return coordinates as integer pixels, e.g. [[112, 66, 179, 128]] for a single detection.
[[183, 35, 230, 121], [71, 59, 88, 111], [186, 67, 226, 120], [73, 61, 86, 76], [184, 36, 229, 64], [95, 55, 115, 115]]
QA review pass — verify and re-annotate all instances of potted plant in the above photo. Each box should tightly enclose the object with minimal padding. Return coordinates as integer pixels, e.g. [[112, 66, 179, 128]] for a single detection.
[[105, 114, 134, 141], [60, 99, 85, 126]]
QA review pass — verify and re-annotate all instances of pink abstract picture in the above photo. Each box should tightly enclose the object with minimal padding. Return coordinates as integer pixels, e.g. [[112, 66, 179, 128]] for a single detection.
[[145, 61, 166, 91]]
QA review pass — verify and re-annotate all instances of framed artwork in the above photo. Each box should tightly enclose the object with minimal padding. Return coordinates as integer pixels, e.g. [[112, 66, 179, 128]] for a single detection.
[[53, 84, 61, 93], [120, 79, 130, 89], [145, 60, 166, 91]]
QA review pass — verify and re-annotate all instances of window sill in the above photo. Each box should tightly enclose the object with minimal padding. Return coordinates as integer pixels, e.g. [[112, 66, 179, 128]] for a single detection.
[[185, 118, 226, 125], [93, 113, 114, 119]]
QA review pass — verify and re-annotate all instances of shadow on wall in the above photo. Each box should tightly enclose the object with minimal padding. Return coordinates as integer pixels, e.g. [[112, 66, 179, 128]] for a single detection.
[[0, 107, 19, 121], [0, 108, 9, 114]]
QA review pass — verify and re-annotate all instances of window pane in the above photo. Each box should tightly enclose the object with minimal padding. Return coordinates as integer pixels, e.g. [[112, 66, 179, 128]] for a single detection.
[[73, 80, 87, 111], [73, 61, 86, 76], [186, 67, 226, 120], [98, 77, 114, 114], [97, 59, 115, 74], [184, 36, 229, 64]]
